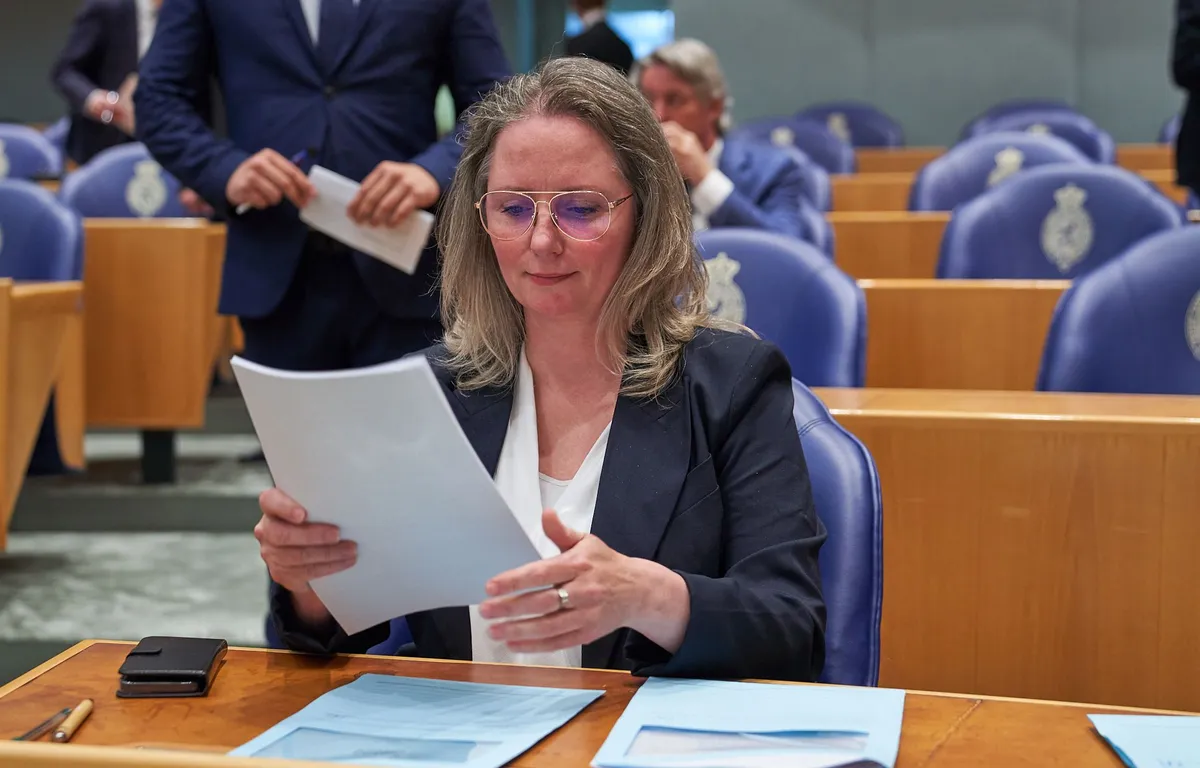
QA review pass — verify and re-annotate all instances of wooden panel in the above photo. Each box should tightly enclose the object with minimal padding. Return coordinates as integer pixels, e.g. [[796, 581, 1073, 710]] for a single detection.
[[0, 641, 1188, 766], [861, 279, 1067, 390], [829, 212, 947, 279], [0, 281, 84, 550], [1115, 143, 1173, 173], [814, 387, 1200, 711], [36, 180, 59, 194], [855, 147, 944, 174], [54, 311, 86, 470], [834, 169, 1189, 211], [832, 172, 912, 211], [83, 220, 223, 429]]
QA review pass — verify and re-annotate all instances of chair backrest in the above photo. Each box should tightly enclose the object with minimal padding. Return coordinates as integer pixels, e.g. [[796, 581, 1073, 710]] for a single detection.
[[969, 110, 1115, 164], [731, 117, 857, 175], [0, 179, 83, 281], [695, 228, 865, 386], [1160, 113, 1182, 144], [0, 124, 60, 180], [59, 143, 189, 217], [1036, 226, 1200, 395], [937, 164, 1184, 280], [796, 101, 904, 148], [960, 99, 1076, 139], [791, 380, 882, 687], [909, 131, 1091, 212], [773, 144, 831, 212], [798, 198, 835, 258], [40, 119, 68, 175]]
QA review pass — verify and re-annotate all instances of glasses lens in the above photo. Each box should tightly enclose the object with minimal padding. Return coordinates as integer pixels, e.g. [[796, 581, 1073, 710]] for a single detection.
[[550, 192, 611, 240], [481, 192, 535, 239]]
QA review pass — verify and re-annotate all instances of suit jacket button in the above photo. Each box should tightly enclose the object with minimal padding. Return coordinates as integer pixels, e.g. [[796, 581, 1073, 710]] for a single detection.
[[323, 85, 336, 100]]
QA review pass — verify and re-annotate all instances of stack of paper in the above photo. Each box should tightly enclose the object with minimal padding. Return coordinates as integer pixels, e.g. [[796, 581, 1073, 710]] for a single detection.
[[229, 674, 604, 768], [231, 354, 542, 635], [592, 678, 906, 768], [1089, 714, 1200, 767]]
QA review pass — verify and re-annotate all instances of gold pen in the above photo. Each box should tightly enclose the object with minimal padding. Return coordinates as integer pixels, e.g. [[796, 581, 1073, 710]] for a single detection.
[[13, 707, 71, 741], [51, 699, 93, 743]]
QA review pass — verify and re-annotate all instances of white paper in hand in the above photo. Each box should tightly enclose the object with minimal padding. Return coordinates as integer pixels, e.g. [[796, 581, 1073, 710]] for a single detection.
[[231, 354, 542, 635], [299, 165, 434, 275]]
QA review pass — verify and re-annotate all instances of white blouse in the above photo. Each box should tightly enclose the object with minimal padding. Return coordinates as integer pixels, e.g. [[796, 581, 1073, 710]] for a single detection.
[[468, 350, 611, 668]]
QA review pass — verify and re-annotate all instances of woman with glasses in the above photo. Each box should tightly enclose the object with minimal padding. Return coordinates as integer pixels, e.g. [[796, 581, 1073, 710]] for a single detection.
[[256, 57, 827, 682]]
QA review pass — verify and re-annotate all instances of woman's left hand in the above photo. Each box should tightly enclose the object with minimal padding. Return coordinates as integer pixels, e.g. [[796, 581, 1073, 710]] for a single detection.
[[479, 510, 689, 654]]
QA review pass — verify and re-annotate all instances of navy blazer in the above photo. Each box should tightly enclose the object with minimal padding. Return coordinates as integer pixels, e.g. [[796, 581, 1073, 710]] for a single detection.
[[50, 0, 139, 165], [709, 138, 808, 240], [133, 0, 511, 320], [272, 328, 828, 682]]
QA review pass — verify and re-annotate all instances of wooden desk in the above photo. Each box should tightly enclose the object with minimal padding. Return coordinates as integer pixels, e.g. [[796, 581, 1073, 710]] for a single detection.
[[36, 180, 60, 194], [0, 640, 1187, 766], [815, 387, 1200, 712], [83, 219, 223, 430], [861, 279, 1067, 390], [0, 279, 84, 551], [832, 169, 1189, 211], [829, 212, 948, 279], [852, 144, 1174, 176]]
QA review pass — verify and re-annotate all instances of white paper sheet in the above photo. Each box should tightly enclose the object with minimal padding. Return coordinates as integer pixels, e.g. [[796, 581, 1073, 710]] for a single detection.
[[230, 353, 542, 635], [299, 164, 434, 275]]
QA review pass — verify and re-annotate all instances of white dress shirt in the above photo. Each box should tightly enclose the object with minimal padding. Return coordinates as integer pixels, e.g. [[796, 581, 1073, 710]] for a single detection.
[[135, 0, 159, 59], [298, 0, 362, 45], [468, 349, 611, 668], [691, 139, 735, 232]]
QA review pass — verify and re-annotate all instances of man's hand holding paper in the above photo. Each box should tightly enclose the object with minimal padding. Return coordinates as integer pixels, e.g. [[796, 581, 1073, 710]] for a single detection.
[[347, 161, 441, 227]]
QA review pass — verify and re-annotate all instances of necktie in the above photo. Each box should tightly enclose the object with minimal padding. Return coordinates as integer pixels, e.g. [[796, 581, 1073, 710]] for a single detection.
[[317, 0, 356, 75]]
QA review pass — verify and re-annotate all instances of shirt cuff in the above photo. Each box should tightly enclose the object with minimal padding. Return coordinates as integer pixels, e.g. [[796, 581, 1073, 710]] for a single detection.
[[690, 169, 735, 218]]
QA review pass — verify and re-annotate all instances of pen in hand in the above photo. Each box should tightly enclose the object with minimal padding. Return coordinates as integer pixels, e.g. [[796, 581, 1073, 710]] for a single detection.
[[234, 147, 315, 215]]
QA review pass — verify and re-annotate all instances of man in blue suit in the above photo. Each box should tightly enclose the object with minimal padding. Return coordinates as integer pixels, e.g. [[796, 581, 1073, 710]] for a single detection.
[[633, 39, 807, 239], [134, 0, 511, 375]]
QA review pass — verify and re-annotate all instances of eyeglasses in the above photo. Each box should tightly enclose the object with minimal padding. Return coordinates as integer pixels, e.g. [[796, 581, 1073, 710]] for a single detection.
[[476, 190, 634, 242]]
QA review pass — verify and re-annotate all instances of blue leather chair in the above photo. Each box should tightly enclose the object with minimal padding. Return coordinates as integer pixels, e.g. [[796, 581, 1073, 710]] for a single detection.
[[967, 110, 1115, 164], [1161, 114, 1182, 144], [938, 164, 1185, 280], [775, 144, 831, 212], [731, 117, 857, 175], [791, 380, 882, 687], [59, 143, 189, 217], [1036, 226, 1200, 395], [0, 180, 85, 475], [798, 198, 835, 258], [0, 125, 61, 180], [909, 131, 1090, 212], [695, 228, 865, 387], [960, 99, 1076, 139], [41, 119, 68, 176], [796, 101, 904, 148]]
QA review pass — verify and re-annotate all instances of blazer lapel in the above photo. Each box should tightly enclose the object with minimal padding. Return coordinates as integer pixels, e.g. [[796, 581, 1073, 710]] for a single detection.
[[422, 380, 512, 654], [330, 0, 382, 75], [584, 377, 691, 668], [281, 0, 321, 72]]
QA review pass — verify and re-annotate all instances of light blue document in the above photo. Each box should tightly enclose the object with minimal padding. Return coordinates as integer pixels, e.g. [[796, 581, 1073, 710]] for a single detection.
[[591, 678, 905, 768], [1089, 714, 1200, 768], [229, 673, 604, 767]]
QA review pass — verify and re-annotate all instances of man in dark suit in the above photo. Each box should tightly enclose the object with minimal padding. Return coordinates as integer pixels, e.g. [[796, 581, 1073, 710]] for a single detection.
[[51, 0, 159, 165], [1173, 0, 1200, 195], [134, 0, 511, 375], [563, 0, 633, 75], [634, 39, 807, 239]]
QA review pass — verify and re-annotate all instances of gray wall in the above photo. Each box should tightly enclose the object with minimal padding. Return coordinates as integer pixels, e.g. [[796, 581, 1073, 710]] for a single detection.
[[0, 1, 84, 123], [674, 0, 1184, 145]]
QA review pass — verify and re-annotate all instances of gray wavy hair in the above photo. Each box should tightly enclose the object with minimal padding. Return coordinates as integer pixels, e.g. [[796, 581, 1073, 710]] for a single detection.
[[436, 56, 723, 399]]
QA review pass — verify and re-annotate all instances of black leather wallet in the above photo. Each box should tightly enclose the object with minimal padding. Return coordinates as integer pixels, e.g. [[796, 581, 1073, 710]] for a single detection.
[[116, 636, 228, 698]]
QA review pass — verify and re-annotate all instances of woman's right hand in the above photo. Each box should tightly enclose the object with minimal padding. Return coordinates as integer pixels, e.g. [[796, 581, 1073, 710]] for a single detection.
[[255, 488, 357, 623]]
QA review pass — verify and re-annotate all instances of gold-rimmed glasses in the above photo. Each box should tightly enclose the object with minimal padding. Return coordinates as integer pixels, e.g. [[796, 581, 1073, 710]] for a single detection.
[[475, 190, 634, 242]]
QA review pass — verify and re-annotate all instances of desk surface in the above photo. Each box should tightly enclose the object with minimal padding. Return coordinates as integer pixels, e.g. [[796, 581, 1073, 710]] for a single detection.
[[0, 640, 1186, 766]]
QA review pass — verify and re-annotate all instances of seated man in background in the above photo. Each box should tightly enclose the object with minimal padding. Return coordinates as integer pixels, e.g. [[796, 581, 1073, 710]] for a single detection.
[[633, 39, 807, 238]]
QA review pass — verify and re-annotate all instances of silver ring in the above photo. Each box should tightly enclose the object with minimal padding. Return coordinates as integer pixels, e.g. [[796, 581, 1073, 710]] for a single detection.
[[556, 586, 571, 611]]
